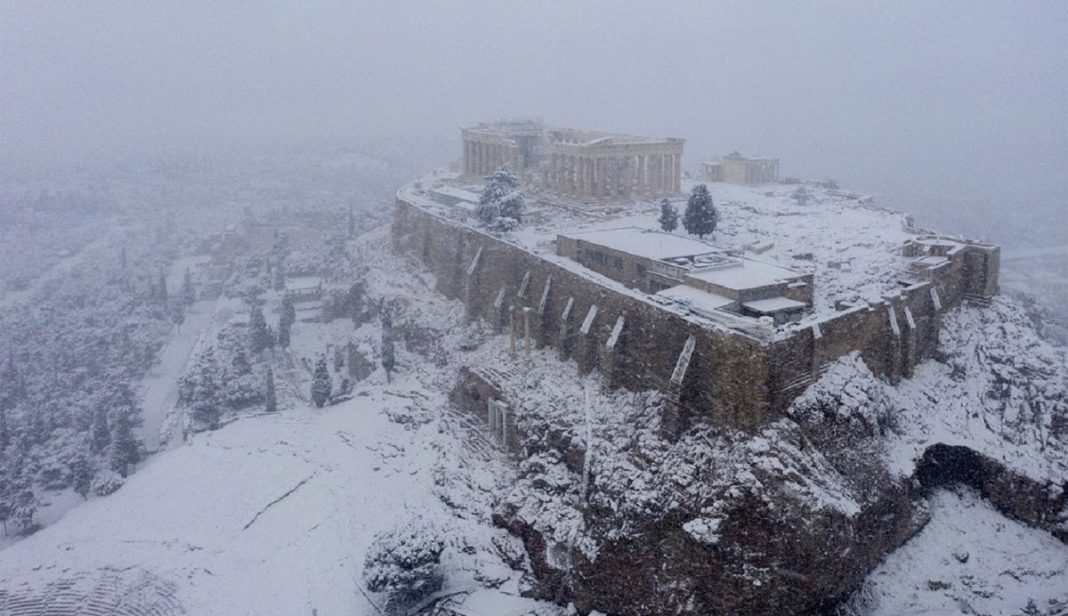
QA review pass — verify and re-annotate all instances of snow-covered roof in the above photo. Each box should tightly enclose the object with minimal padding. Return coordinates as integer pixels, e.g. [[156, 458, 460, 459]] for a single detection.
[[656, 285, 735, 315], [685, 258, 805, 291], [560, 227, 722, 262], [430, 185, 481, 204]]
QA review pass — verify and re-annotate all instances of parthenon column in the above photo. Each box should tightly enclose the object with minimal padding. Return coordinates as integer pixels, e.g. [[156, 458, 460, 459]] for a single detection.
[[673, 153, 682, 192], [636, 154, 646, 195], [664, 154, 674, 193], [623, 156, 634, 199]]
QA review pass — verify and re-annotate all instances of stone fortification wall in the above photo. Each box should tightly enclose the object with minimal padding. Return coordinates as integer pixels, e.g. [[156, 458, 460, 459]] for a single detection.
[[393, 191, 1000, 435], [393, 196, 772, 433], [768, 236, 999, 404]]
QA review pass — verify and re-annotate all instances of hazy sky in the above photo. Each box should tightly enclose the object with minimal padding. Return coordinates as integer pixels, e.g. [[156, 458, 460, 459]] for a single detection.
[[2, 1, 1065, 244]]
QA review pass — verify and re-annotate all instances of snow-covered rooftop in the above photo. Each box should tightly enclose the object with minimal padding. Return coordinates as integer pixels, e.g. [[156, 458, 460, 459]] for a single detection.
[[685, 256, 805, 291], [404, 172, 921, 322], [560, 227, 721, 261]]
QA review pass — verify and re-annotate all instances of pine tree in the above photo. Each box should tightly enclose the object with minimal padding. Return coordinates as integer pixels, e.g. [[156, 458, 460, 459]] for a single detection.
[[477, 166, 524, 227], [265, 368, 277, 413], [71, 453, 93, 500], [181, 268, 196, 305], [381, 309, 396, 382], [682, 184, 718, 239], [191, 348, 222, 429], [311, 356, 332, 408], [90, 406, 111, 454], [658, 198, 678, 232], [109, 406, 141, 477], [248, 304, 270, 355], [1, 456, 37, 535], [231, 346, 252, 377]]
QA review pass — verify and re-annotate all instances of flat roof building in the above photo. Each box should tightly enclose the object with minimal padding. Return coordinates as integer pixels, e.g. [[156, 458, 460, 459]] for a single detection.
[[556, 227, 812, 324]]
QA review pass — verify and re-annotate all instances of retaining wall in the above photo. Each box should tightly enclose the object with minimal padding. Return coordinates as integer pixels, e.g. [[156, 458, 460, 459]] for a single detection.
[[393, 192, 999, 435]]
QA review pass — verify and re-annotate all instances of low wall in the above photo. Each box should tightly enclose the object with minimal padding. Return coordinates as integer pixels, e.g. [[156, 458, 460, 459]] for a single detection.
[[393, 192, 999, 435]]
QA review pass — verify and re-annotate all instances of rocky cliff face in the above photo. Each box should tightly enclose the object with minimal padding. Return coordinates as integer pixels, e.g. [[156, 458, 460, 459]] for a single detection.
[[490, 299, 1068, 615]]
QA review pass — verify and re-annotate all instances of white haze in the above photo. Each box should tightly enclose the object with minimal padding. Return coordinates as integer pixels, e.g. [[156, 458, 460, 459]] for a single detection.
[[1, 0, 1065, 247]]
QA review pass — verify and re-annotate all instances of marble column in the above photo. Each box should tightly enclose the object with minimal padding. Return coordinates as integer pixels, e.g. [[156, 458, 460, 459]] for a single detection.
[[623, 156, 634, 199], [636, 154, 646, 195], [673, 153, 682, 192]]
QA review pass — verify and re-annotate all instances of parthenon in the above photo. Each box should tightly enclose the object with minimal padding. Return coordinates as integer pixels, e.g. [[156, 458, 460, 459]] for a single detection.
[[461, 119, 685, 200]]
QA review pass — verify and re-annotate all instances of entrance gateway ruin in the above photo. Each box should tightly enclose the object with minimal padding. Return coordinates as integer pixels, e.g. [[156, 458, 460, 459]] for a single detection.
[[461, 119, 685, 200]]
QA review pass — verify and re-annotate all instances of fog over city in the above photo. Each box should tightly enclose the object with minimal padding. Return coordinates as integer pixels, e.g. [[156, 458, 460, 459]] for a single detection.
[[3, 1, 1065, 245], [1, 3, 1067, 615]]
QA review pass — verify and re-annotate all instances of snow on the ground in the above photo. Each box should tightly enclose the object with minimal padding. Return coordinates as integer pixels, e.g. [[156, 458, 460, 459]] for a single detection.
[[0, 365, 547, 615], [852, 487, 1068, 616], [0, 229, 557, 615], [138, 298, 216, 452], [884, 298, 1068, 483], [422, 173, 913, 316]]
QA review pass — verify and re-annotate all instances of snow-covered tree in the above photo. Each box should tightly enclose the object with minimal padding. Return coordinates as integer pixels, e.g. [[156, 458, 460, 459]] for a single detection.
[[381, 309, 395, 383], [477, 166, 524, 230], [185, 348, 222, 429], [278, 295, 296, 349], [311, 355, 332, 408], [108, 407, 142, 477], [265, 367, 277, 413], [90, 406, 110, 454], [0, 456, 37, 535], [71, 452, 93, 500], [658, 198, 678, 232], [248, 304, 270, 355], [231, 346, 252, 377], [683, 184, 718, 239], [181, 268, 196, 305], [363, 517, 445, 612]]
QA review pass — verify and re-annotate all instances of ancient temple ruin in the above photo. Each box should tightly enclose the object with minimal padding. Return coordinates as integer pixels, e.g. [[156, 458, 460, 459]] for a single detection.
[[461, 119, 685, 200]]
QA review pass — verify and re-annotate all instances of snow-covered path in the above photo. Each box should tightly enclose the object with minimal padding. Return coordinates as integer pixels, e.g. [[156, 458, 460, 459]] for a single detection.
[[137, 255, 214, 452], [136, 298, 214, 452]]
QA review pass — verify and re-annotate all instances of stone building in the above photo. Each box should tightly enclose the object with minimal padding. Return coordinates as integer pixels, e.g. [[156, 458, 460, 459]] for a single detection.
[[461, 119, 685, 201], [702, 151, 779, 185], [556, 227, 812, 324]]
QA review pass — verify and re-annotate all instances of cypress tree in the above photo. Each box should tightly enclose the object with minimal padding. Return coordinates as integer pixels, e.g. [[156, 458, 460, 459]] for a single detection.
[[311, 356, 332, 408], [109, 407, 141, 477], [658, 198, 678, 232], [265, 368, 277, 413], [181, 268, 196, 305], [381, 309, 395, 383], [90, 406, 111, 454], [71, 452, 93, 500], [248, 304, 270, 355]]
